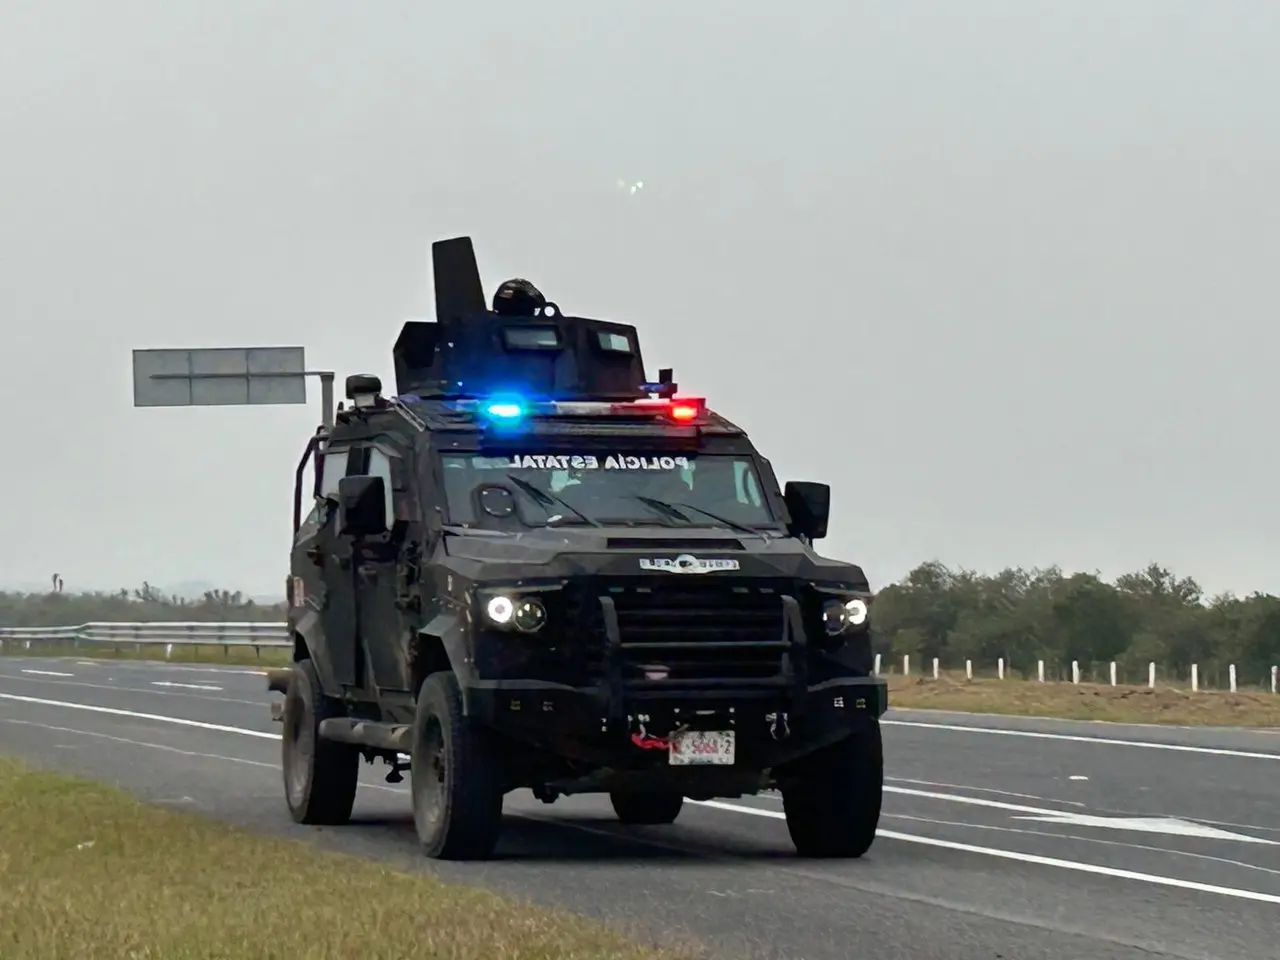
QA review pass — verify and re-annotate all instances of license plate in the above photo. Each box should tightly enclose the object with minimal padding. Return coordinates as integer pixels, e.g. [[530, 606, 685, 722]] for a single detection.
[[668, 730, 735, 766]]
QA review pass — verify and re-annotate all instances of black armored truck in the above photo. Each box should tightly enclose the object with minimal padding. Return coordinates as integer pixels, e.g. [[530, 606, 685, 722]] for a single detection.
[[267, 237, 888, 861]]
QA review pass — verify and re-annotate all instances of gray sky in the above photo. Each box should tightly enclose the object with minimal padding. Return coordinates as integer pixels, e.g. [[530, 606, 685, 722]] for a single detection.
[[2, 1, 1277, 599]]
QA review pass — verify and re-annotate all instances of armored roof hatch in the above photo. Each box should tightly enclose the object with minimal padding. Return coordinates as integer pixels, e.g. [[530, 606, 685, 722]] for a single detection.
[[393, 236, 649, 402]]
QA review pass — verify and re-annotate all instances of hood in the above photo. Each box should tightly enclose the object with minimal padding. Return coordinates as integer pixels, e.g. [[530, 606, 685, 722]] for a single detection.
[[436, 524, 869, 587]]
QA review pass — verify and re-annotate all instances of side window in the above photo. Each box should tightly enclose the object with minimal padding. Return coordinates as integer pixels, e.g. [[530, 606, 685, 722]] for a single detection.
[[367, 449, 396, 528], [734, 461, 763, 507], [319, 447, 350, 498]]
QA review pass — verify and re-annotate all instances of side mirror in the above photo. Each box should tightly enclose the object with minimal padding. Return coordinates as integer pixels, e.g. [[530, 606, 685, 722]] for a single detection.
[[337, 475, 387, 538], [783, 480, 830, 541]]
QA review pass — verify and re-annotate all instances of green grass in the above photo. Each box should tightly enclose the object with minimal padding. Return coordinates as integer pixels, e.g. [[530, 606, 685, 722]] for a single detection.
[[0, 755, 698, 960], [887, 672, 1280, 727]]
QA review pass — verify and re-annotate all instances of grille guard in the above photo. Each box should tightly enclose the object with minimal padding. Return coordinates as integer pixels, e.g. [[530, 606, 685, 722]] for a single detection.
[[597, 591, 810, 723]]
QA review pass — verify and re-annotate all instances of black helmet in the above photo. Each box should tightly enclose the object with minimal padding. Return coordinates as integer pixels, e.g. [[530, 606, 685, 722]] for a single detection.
[[492, 278, 547, 316]]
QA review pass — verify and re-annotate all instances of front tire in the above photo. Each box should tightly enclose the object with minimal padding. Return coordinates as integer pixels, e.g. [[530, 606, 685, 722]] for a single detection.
[[410, 671, 506, 860], [281, 658, 359, 825], [609, 791, 685, 825], [780, 722, 883, 858]]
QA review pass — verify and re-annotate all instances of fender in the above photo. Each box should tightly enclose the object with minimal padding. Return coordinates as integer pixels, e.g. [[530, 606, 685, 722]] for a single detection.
[[418, 612, 478, 713], [265, 621, 342, 699]]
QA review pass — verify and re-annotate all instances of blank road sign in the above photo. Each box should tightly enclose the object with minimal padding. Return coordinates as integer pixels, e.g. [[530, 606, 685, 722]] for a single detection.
[[133, 347, 307, 407]]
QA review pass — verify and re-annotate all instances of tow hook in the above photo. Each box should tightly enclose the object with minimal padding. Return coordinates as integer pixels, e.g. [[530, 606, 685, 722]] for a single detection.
[[628, 714, 686, 750], [767, 711, 790, 740]]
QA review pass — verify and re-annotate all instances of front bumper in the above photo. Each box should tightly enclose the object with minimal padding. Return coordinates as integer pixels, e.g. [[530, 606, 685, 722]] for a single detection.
[[468, 593, 887, 769], [469, 673, 886, 768]]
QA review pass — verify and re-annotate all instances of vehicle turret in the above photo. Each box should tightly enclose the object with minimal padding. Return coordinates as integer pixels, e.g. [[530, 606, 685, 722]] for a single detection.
[[392, 236, 670, 404]]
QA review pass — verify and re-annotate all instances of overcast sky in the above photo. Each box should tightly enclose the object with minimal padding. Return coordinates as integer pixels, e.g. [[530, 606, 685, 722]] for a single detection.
[[2, 1, 1277, 598]]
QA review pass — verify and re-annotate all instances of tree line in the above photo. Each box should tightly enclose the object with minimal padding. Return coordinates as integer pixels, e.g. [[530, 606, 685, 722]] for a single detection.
[[871, 562, 1280, 687], [3, 562, 1278, 686], [0, 583, 285, 628]]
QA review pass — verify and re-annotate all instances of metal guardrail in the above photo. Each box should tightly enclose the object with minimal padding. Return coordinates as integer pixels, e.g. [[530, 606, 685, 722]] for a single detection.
[[0, 621, 290, 657]]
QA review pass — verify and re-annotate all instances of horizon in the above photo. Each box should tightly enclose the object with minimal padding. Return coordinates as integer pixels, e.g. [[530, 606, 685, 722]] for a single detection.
[[3, 2, 1277, 600]]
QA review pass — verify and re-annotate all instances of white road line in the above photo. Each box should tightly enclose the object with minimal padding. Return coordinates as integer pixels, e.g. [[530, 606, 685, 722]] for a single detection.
[[1, 674, 261, 706], [885, 785, 1088, 818], [886, 776, 1088, 807], [883, 719, 1280, 760], [689, 800, 1280, 906], [0, 692, 277, 739], [0, 717, 405, 795], [3, 690, 1279, 906], [890, 706, 1279, 735], [67, 661, 267, 677], [883, 813, 1280, 880], [20, 669, 74, 678], [151, 681, 224, 692]]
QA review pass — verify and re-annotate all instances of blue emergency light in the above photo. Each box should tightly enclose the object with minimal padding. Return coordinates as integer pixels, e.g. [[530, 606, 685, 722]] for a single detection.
[[463, 393, 706, 424], [482, 400, 526, 419]]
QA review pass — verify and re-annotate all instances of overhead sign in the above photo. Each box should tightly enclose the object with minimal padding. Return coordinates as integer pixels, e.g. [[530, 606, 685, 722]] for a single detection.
[[132, 346, 307, 407]]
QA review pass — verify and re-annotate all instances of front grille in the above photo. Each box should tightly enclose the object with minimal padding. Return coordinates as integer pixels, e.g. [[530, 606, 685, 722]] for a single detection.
[[563, 578, 796, 684]]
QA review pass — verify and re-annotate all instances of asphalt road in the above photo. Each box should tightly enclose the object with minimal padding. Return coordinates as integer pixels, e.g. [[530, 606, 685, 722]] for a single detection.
[[3, 656, 1278, 960]]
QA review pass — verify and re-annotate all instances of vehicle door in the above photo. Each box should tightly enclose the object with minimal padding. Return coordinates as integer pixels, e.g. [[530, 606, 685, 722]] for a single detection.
[[291, 442, 360, 690], [349, 443, 412, 694]]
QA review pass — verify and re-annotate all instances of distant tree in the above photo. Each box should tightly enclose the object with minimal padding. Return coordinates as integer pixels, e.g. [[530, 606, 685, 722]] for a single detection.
[[870, 561, 1279, 684], [0, 584, 285, 628], [5, 560, 1279, 685]]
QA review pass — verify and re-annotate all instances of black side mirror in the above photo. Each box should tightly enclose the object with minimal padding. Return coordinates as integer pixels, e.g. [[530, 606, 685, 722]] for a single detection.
[[337, 475, 387, 537], [783, 480, 830, 541]]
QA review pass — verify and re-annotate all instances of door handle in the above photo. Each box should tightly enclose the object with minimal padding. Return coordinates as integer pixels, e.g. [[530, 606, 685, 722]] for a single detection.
[[306, 546, 324, 566]]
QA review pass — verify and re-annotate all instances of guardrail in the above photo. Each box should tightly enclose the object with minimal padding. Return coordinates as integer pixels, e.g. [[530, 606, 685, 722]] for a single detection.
[[878, 653, 1279, 695], [0, 621, 290, 658]]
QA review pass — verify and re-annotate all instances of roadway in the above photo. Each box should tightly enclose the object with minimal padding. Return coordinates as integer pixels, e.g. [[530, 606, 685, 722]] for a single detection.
[[2, 655, 1278, 960]]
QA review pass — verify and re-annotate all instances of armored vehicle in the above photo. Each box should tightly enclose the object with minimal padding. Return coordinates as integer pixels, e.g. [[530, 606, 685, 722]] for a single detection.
[[267, 236, 887, 861]]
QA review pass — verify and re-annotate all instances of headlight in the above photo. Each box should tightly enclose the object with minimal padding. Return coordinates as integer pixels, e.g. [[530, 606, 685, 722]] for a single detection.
[[822, 597, 870, 635], [485, 595, 515, 625], [483, 593, 547, 634], [513, 598, 547, 633]]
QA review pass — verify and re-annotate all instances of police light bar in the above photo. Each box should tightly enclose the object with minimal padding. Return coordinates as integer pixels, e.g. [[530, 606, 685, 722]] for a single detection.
[[455, 396, 707, 424]]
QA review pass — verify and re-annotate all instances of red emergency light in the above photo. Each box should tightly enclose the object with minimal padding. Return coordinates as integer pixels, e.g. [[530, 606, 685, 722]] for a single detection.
[[459, 395, 708, 423]]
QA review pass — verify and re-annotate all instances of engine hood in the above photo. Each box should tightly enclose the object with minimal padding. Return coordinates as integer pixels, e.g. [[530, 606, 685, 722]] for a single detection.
[[436, 524, 869, 588]]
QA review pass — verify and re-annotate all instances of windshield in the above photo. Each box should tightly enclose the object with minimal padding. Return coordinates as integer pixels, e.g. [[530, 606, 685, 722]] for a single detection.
[[441, 452, 778, 529]]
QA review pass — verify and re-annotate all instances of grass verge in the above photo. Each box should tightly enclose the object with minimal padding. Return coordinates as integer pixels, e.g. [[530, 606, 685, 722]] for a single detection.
[[886, 673, 1280, 728], [0, 755, 696, 960]]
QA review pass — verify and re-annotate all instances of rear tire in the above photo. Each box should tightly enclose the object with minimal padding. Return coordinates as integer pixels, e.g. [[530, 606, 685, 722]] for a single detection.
[[281, 658, 359, 825], [410, 671, 506, 860], [780, 722, 883, 858], [609, 791, 685, 825]]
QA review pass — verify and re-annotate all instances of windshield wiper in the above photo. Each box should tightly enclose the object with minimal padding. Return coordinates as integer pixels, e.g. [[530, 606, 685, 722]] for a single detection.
[[505, 475, 601, 527], [631, 495, 765, 539]]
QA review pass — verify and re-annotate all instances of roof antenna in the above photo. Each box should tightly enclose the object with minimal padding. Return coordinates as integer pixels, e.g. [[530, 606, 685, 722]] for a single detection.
[[641, 366, 677, 399]]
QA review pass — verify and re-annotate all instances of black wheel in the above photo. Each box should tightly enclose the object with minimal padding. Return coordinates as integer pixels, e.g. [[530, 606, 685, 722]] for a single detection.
[[609, 791, 685, 825], [281, 658, 359, 825], [780, 722, 883, 858], [410, 671, 506, 860]]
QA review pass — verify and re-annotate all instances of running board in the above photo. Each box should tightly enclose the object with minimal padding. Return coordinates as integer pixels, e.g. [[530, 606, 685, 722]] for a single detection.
[[318, 718, 412, 752]]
